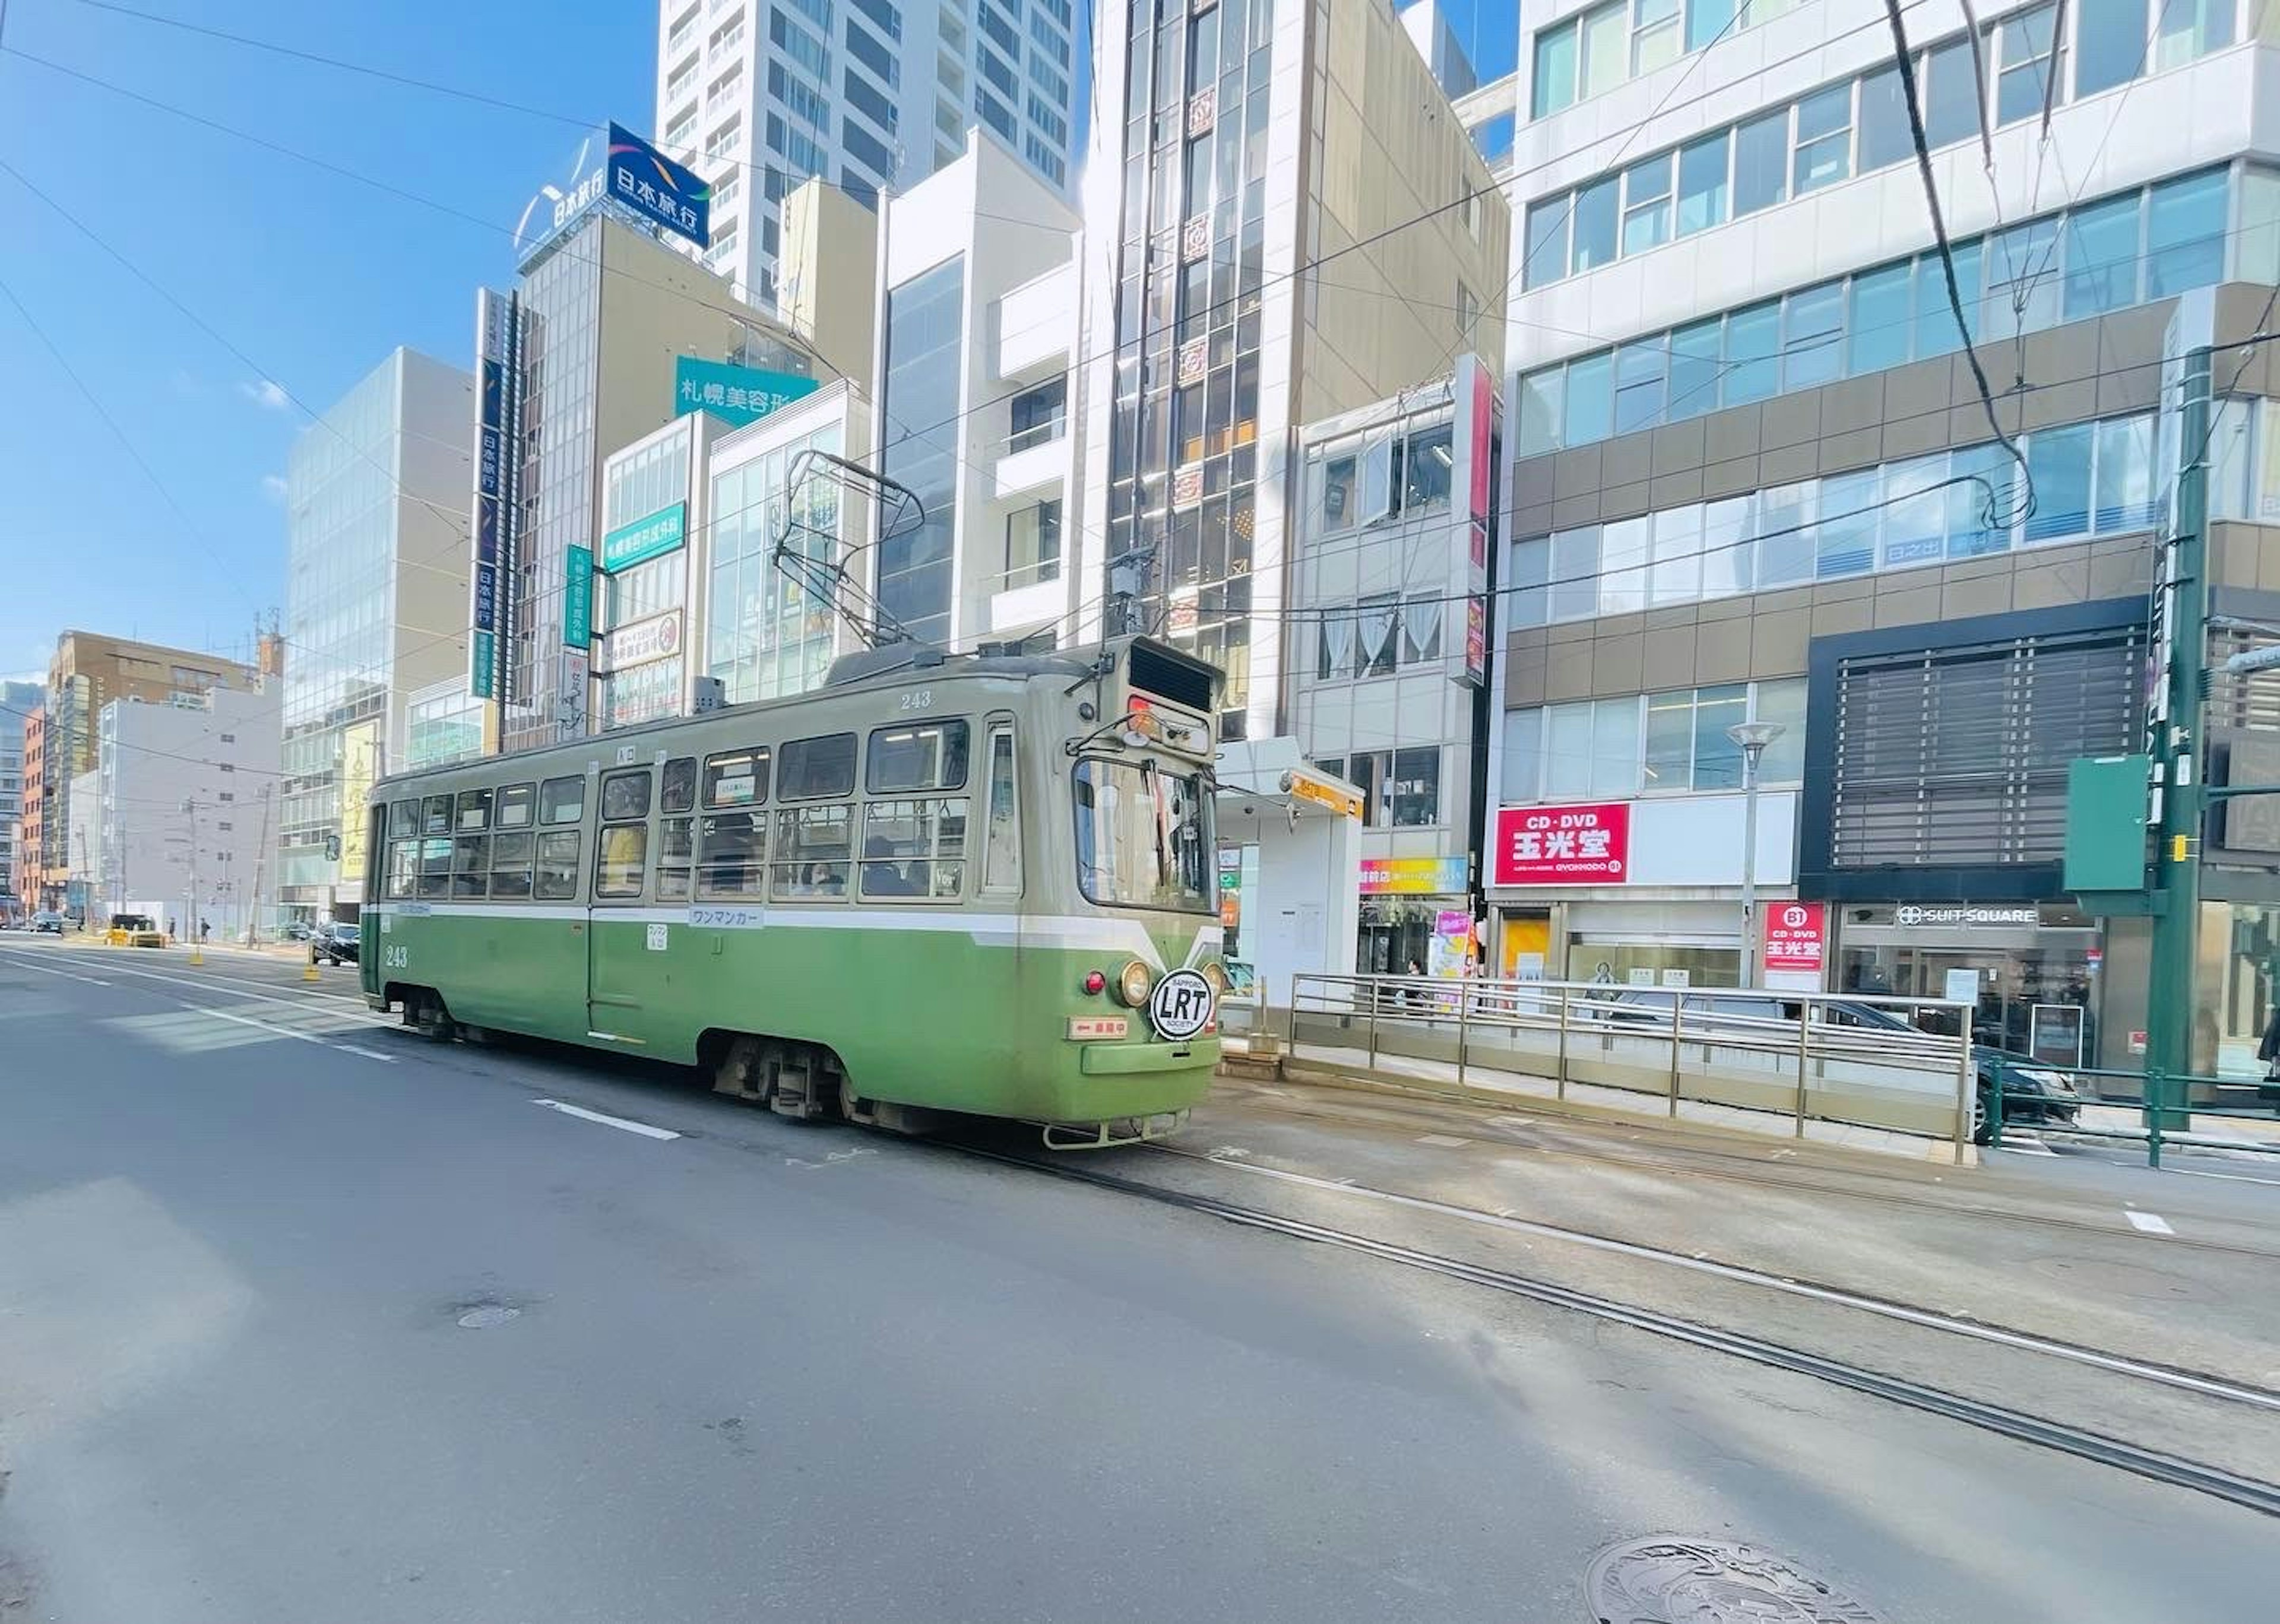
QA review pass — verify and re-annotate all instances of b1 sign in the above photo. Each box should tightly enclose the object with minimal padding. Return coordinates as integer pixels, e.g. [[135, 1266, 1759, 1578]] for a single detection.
[[1491, 802, 1630, 885], [1761, 901, 1826, 974]]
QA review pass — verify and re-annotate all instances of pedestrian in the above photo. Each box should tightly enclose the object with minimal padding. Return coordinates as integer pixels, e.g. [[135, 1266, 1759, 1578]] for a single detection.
[[2258, 1004, 2280, 1102], [198, 918, 211, 945], [167, 917, 177, 941]]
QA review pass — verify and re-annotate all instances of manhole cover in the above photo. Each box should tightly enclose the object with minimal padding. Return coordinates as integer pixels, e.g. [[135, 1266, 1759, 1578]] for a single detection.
[[455, 1304, 520, 1329], [1585, 1538, 1886, 1623]]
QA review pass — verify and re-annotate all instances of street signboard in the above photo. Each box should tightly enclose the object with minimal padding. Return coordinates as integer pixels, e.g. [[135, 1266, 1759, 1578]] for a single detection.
[[1491, 801, 1630, 886], [1761, 901, 1826, 975]]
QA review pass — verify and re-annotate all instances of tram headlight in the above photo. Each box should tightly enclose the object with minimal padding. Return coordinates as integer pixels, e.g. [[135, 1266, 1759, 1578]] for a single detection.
[[1201, 960, 1228, 997], [1116, 959, 1155, 1007]]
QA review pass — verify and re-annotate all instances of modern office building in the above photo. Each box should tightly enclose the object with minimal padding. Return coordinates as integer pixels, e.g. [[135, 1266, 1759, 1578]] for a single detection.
[[21, 632, 261, 912], [1487, 0, 2280, 1071], [1074, 0, 1509, 743], [653, 0, 1079, 309], [1287, 356, 1500, 972], [0, 680, 38, 920], [94, 684, 281, 938], [875, 131, 1081, 652], [15, 704, 42, 918], [479, 199, 831, 755], [277, 348, 474, 925]]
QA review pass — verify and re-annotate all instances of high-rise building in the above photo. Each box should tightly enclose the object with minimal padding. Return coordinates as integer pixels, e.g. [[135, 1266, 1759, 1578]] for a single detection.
[[1075, 0, 1508, 741], [652, 0, 1079, 309], [478, 206, 831, 754], [23, 632, 261, 912], [0, 680, 40, 920], [1487, 0, 2280, 1071], [278, 348, 474, 925]]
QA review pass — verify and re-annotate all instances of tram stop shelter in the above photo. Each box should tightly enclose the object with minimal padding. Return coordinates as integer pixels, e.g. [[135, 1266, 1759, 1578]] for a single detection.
[[1215, 739, 1362, 1035]]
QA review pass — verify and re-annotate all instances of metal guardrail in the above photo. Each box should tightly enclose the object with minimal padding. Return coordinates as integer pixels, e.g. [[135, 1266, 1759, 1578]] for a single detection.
[[1986, 1057, 2280, 1168], [1286, 973, 1977, 1153]]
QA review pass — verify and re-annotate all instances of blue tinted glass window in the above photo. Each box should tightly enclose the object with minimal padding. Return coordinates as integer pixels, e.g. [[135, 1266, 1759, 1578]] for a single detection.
[[877, 258, 965, 644], [2094, 415, 2159, 531], [1532, 20, 1578, 117], [1677, 131, 1729, 235], [1914, 238, 1980, 359], [2063, 194, 2142, 319], [1782, 281, 1844, 389], [1733, 110, 1788, 215], [1848, 261, 1914, 375], [2146, 169, 2227, 296], [2025, 423, 2092, 543], [1563, 352, 1614, 445], [1724, 302, 1779, 404], [1573, 177, 1620, 272], [1613, 340, 1667, 434], [1523, 198, 1571, 289], [1667, 319, 1722, 418], [1816, 470, 1880, 578], [1687, 0, 1736, 51]]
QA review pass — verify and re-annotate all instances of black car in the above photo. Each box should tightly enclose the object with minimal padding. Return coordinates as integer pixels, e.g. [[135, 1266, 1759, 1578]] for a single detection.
[[311, 922, 360, 966], [1594, 988, 2080, 1144]]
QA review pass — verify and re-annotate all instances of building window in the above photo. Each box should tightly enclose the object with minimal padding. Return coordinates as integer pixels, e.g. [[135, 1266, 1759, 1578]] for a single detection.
[[1008, 378, 1066, 451], [1791, 84, 1852, 195], [1004, 499, 1062, 588], [1731, 109, 1789, 217], [1995, 4, 2061, 128], [2074, 0, 2145, 96], [1676, 130, 1728, 234], [1630, 0, 1681, 75], [2155, 0, 2234, 69], [1620, 152, 1673, 254]]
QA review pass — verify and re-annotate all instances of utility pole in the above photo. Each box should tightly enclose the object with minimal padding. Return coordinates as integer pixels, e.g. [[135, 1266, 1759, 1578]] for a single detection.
[[182, 797, 203, 963], [249, 782, 275, 945], [2143, 326, 2214, 1119]]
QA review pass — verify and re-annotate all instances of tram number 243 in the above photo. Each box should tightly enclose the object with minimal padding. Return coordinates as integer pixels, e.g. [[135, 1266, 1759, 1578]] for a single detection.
[[897, 688, 933, 712], [381, 944, 410, 969]]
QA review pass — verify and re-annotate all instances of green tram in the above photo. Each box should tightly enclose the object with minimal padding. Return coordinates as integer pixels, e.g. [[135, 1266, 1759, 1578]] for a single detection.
[[359, 636, 1227, 1146]]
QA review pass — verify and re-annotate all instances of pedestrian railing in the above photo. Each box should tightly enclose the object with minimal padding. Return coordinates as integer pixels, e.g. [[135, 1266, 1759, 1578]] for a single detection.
[[1287, 973, 1978, 1154], [1985, 1057, 2280, 1167]]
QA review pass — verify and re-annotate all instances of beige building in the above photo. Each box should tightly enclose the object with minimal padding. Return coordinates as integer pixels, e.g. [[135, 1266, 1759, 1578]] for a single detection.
[[1075, 0, 1508, 740]]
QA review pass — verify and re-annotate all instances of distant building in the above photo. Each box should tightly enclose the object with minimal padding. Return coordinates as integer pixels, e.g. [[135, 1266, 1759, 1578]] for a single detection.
[[0, 680, 39, 919], [96, 684, 282, 937], [24, 632, 260, 912], [279, 347, 474, 925], [651, 0, 1078, 310]]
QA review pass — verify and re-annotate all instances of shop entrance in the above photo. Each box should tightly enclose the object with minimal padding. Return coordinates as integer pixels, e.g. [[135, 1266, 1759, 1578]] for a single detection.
[[1836, 934, 2099, 1062]]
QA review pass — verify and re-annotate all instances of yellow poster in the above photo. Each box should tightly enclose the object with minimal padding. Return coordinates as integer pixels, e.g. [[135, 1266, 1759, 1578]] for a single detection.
[[1500, 914, 1551, 980], [338, 720, 379, 883]]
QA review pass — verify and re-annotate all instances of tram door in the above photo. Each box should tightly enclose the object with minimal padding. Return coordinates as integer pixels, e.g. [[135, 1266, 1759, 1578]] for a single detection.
[[584, 759, 687, 1052]]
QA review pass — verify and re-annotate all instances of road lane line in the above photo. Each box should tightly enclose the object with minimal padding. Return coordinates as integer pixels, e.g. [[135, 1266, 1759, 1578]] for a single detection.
[[1148, 1145, 2280, 1412], [531, 1099, 680, 1140], [2164, 1166, 2280, 1188], [2, 956, 112, 986], [2125, 1210, 2176, 1235], [78, 960, 398, 1027], [1416, 1134, 1472, 1147], [180, 1002, 398, 1062]]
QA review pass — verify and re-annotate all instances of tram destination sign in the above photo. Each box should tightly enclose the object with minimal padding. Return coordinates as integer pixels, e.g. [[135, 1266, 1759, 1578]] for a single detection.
[[1892, 904, 2039, 928]]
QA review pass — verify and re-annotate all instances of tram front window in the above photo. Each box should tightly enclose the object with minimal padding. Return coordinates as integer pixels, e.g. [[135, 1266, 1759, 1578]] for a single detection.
[[1074, 758, 1214, 914]]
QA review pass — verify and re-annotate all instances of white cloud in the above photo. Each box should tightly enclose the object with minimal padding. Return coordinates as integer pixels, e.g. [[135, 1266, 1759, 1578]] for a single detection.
[[239, 379, 290, 411], [260, 475, 289, 504]]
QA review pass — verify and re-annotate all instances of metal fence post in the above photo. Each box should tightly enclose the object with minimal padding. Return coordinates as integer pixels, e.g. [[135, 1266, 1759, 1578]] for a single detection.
[[2147, 1070, 2165, 1171], [1455, 981, 1470, 1091], [1287, 975, 1300, 1057], [1668, 994, 1683, 1118], [1366, 980, 1379, 1070], [1952, 1019, 1974, 1163], [1793, 1007, 1810, 1138], [1556, 985, 1570, 1100]]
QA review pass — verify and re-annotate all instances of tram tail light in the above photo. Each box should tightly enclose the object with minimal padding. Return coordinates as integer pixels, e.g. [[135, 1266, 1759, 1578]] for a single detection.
[[1082, 970, 1108, 996], [1116, 960, 1155, 1007]]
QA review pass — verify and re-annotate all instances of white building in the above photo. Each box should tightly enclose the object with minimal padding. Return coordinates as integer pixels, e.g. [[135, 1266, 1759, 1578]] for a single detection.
[[97, 685, 282, 937], [654, 0, 1078, 310], [279, 348, 473, 924]]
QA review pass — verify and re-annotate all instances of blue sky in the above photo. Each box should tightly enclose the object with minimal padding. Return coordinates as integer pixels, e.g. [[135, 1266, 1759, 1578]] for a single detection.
[[0, 0, 1515, 687], [0, 0, 657, 681]]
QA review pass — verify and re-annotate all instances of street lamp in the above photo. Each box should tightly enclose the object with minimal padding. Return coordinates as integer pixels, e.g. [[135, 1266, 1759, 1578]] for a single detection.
[[1727, 721, 1787, 987]]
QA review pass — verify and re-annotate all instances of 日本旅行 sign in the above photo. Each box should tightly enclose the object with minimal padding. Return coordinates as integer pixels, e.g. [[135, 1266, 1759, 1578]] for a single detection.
[[1762, 901, 1826, 973], [600, 503, 686, 573], [1490, 802, 1631, 886], [607, 123, 710, 249]]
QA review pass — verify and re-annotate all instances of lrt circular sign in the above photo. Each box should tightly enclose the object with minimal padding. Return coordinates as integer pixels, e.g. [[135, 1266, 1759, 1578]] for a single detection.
[[1148, 969, 1215, 1041]]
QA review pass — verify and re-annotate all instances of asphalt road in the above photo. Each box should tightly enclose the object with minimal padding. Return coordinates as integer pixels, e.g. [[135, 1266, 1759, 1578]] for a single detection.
[[2, 938, 2274, 1622]]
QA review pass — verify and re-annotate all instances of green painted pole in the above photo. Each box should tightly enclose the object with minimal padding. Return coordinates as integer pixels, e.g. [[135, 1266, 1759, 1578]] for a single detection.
[[2146, 338, 2213, 1135]]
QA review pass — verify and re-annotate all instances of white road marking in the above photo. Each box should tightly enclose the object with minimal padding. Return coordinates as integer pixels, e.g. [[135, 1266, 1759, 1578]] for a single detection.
[[531, 1099, 680, 1141], [1482, 1115, 1536, 1130], [70, 960, 398, 1026], [180, 1003, 397, 1062], [1147, 1146, 2280, 1412], [1999, 1137, 2058, 1157], [2163, 1166, 2280, 1188], [2125, 1210, 2176, 1235], [1416, 1134, 1471, 1147], [1, 956, 112, 986]]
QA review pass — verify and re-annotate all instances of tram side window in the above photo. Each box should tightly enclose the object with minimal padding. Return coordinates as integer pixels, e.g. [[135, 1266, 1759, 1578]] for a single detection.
[[867, 720, 970, 792], [540, 775, 586, 826], [423, 795, 452, 836], [655, 756, 697, 899], [492, 830, 535, 897], [385, 838, 417, 900], [778, 732, 857, 800], [596, 768, 651, 899], [391, 800, 420, 838], [698, 813, 767, 899], [496, 783, 536, 829], [534, 830, 581, 899], [417, 836, 452, 898], [456, 788, 492, 831], [772, 805, 851, 898], [982, 726, 1020, 893], [704, 747, 770, 807], [859, 798, 968, 900], [661, 756, 698, 813], [452, 833, 490, 898]]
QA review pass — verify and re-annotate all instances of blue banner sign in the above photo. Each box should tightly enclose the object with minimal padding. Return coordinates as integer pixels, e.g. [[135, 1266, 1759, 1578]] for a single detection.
[[673, 356, 819, 429], [609, 122, 710, 249], [600, 503, 686, 573], [470, 630, 497, 700]]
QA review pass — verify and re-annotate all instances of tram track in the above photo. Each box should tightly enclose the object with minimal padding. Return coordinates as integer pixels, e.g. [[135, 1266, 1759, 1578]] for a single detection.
[[947, 1139, 2280, 1520]]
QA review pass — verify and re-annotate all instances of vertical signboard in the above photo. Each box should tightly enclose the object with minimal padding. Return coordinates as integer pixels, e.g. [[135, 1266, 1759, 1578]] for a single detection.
[[337, 719, 379, 884], [468, 288, 511, 701], [1458, 353, 1495, 689], [563, 544, 594, 649]]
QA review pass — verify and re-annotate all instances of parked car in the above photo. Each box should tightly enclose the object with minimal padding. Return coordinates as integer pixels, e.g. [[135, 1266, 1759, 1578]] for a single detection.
[[311, 922, 360, 966], [106, 913, 166, 949], [284, 921, 315, 942], [31, 911, 64, 935], [1591, 988, 2080, 1144]]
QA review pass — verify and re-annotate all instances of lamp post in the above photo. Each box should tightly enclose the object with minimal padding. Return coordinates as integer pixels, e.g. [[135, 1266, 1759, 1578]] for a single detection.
[[1727, 721, 1786, 988]]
